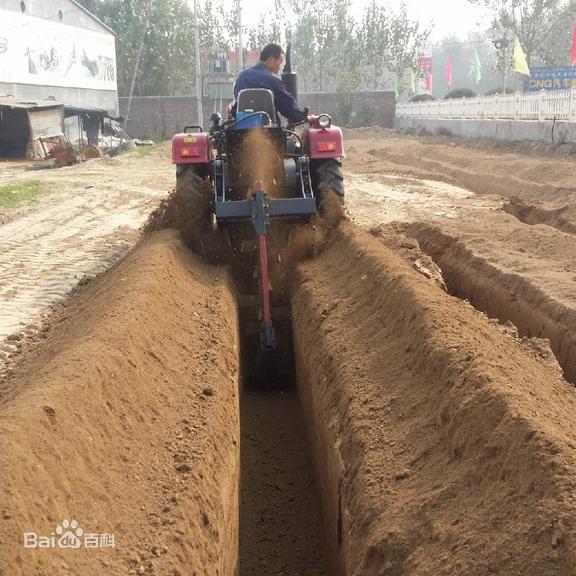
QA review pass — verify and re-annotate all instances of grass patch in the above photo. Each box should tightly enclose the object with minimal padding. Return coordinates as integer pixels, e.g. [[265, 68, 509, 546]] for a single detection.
[[0, 181, 45, 208]]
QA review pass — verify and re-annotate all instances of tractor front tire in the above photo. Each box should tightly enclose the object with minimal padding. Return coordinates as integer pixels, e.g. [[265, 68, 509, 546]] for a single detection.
[[313, 158, 344, 204], [176, 164, 236, 265], [175, 164, 212, 254]]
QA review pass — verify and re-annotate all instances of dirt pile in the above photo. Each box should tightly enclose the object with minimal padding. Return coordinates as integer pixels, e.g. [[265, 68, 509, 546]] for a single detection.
[[293, 223, 576, 575], [270, 188, 346, 296], [143, 169, 214, 251], [369, 222, 446, 290], [0, 230, 240, 576]]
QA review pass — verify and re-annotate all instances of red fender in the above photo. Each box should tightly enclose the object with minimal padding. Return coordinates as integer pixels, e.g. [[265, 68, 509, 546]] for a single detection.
[[304, 125, 345, 160], [172, 132, 211, 164]]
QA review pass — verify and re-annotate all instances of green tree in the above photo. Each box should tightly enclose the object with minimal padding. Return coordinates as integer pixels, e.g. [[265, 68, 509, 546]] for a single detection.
[[358, 0, 392, 89], [78, 0, 436, 99], [383, 3, 430, 91], [430, 34, 501, 98], [197, 0, 231, 51], [537, 0, 576, 65], [286, 0, 361, 93], [81, 0, 196, 96], [246, 1, 284, 52]]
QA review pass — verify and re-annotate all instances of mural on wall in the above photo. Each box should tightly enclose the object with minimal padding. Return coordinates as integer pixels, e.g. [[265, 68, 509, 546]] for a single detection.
[[0, 9, 116, 91]]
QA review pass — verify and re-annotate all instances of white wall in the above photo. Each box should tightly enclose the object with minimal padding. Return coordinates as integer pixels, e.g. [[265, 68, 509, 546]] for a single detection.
[[0, 8, 116, 92]]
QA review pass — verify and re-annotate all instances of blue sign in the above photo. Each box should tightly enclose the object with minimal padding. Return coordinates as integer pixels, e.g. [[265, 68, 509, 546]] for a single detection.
[[525, 67, 576, 92]]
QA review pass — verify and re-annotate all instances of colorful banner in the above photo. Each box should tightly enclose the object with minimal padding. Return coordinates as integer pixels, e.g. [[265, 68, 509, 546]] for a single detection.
[[418, 56, 432, 93], [445, 56, 453, 87], [513, 37, 530, 76], [524, 67, 576, 91], [0, 9, 116, 91], [418, 56, 432, 73], [472, 50, 482, 84]]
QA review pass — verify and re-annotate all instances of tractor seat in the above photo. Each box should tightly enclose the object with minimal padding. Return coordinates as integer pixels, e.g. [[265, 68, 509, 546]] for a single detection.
[[237, 89, 276, 124]]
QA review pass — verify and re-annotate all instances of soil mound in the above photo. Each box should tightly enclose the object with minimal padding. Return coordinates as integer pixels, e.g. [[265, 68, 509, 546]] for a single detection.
[[293, 222, 576, 575], [0, 230, 240, 576], [270, 188, 346, 296]]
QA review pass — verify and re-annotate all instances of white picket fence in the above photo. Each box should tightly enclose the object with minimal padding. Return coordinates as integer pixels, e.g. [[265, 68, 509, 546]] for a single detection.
[[396, 90, 576, 122]]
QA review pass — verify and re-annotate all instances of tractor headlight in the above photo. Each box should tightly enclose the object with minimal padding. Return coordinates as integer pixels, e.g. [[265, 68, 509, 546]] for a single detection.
[[318, 114, 331, 128]]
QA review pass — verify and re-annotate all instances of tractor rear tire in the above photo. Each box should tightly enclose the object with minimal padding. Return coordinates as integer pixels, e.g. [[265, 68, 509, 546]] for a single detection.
[[313, 158, 344, 204], [175, 165, 236, 265]]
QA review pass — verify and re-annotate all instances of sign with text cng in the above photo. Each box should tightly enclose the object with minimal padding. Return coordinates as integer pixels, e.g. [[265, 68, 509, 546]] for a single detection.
[[524, 67, 576, 92], [0, 9, 117, 91]]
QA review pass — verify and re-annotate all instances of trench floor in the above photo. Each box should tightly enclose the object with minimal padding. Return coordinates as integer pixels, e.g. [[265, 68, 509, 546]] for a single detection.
[[239, 388, 329, 575]]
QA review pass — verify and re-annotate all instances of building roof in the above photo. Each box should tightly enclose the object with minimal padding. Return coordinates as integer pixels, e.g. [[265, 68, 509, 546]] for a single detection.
[[67, 0, 115, 36], [0, 96, 64, 110], [64, 105, 113, 118]]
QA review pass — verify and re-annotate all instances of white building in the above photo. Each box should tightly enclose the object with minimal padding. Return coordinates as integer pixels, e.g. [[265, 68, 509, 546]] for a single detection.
[[0, 0, 118, 113]]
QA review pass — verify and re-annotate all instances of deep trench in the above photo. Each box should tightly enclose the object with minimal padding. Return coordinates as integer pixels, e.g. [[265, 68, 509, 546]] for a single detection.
[[410, 231, 575, 383], [234, 269, 331, 575], [503, 198, 576, 236]]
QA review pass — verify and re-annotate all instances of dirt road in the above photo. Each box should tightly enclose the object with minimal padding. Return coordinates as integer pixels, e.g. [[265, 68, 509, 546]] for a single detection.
[[0, 148, 173, 370], [2, 129, 576, 574], [344, 128, 576, 232]]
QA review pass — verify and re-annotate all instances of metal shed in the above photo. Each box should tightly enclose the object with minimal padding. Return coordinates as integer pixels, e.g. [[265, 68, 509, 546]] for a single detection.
[[0, 97, 64, 159]]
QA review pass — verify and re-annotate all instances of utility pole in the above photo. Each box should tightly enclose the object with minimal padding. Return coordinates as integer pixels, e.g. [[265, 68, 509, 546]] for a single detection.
[[122, 33, 145, 139], [192, 0, 204, 126], [120, 4, 150, 150], [238, 0, 244, 71], [493, 36, 510, 94]]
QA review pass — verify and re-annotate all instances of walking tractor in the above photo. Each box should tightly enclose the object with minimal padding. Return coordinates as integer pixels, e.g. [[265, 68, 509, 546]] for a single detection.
[[171, 52, 345, 357]]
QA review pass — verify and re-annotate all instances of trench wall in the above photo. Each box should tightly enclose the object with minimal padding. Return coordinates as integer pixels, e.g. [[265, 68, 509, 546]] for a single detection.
[[405, 222, 576, 384]]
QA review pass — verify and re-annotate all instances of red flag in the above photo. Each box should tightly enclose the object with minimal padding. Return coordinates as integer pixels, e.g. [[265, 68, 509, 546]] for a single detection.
[[571, 23, 576, 66], [445, 56, 453, 87], [425, 65, 432, 92]]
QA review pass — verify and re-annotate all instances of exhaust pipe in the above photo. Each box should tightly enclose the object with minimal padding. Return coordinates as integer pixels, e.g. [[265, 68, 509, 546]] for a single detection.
[[281, 42, 298, 102]]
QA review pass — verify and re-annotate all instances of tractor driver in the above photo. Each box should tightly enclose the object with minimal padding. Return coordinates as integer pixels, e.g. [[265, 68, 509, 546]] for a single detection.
[[232, 43, 316, 125]]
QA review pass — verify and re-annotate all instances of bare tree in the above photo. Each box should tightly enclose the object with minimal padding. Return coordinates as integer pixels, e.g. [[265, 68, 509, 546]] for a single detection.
[[383, 3, 431, 90], [467, 0, 566, 65]]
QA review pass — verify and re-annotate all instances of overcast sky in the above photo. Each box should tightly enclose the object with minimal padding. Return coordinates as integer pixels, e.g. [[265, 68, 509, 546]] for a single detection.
[[242, 0, 490, 42]]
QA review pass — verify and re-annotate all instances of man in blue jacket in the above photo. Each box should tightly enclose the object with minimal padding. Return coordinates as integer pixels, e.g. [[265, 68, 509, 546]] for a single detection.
[[233, 43, 314, 124]]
